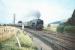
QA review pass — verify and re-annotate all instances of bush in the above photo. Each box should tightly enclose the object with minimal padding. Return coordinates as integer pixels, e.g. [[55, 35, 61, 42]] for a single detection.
[[57, 25, 64, 33], [64, 26, 75, 33]]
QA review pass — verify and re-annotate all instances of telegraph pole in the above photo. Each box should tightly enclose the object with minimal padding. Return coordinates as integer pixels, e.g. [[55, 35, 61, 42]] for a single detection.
[[13, 13, 16, 25]]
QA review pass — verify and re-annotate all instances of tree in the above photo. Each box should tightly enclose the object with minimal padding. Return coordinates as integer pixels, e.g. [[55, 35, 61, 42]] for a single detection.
[[66, 9, 75, 25]]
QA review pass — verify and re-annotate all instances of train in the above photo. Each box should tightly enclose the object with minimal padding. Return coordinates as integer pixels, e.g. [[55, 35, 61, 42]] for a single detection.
[[24, 19, 43, 30], [0, 19, 43, 30]]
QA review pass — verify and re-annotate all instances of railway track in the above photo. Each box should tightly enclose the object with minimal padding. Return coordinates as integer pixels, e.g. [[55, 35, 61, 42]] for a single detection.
[[40, 30, 75, 43], [41, 31, 75, 50], [42, 30, 75, 41], [24, 28, 75, 50]]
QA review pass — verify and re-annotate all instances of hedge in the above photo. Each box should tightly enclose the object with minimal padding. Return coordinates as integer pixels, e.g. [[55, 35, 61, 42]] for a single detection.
[[57, 25, 64, 33], [64, 26, 75, 33]]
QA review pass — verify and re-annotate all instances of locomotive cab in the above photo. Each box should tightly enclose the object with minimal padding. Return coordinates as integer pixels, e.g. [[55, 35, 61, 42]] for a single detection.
[[36, 19, 43, 30]]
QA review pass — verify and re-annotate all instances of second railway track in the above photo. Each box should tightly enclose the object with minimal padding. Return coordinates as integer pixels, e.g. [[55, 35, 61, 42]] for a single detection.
[[24, 28, 75, 50]]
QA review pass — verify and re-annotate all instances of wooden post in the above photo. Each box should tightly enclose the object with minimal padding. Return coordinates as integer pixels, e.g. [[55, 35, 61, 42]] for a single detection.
[[22, 23, 24, 31]]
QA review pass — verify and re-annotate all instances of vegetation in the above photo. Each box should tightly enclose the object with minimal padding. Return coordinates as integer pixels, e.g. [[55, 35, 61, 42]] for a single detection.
[[56, 23, 75, 35], [57, 9, 75, 34], [64, 26, 75, 33], [66, 9, 75, 25], [57, 25, 64, 33], [0, 26, 37, 50]]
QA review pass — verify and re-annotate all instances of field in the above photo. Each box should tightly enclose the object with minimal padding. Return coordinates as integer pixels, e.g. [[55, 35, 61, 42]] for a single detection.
[[0, 26, 37, 50]]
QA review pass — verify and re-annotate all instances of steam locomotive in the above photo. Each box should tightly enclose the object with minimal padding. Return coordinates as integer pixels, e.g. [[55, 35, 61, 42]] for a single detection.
[[24, 19, 43, 30]]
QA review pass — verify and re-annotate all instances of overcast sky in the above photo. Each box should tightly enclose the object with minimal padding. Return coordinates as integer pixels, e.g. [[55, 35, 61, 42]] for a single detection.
[[0, 0, 75, 26]]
